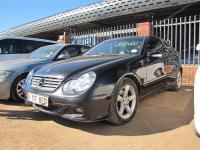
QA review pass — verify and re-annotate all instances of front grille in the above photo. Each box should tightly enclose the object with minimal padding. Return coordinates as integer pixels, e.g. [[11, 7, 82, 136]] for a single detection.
[[31, 76, 63, 92]]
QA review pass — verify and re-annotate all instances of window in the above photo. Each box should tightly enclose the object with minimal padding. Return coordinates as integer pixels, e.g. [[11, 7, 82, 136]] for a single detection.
[[60, 46, 79, 57], [85, 37, 144, 56], [0, 39, 55, 54], [0, 39, 16, 54], [12, 39, 24, 53], [80, 46, 90, 54], [147, 37, 162, 53], [28, 45, 63, 59], [22, 40, 54, 53], [163, 41, 175, 53]]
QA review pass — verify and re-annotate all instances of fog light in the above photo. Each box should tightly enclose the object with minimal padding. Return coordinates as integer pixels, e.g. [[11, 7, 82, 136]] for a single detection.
[[76, 108, 84, 113]]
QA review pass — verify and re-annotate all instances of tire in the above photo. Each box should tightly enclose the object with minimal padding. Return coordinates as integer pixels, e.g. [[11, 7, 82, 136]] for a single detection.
[[11, 74, 27, 102], [171, 70, 182, 91], [195, 129, 200, 138], [194, 125, 200, 137], [108, 77, 138, 125]]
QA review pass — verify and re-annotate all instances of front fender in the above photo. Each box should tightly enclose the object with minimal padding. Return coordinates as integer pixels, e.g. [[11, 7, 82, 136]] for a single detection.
[[91, 70, 141, 99]]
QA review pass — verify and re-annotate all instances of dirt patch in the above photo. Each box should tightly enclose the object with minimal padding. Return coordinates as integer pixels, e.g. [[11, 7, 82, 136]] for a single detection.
[[0, 87, 199, 150]]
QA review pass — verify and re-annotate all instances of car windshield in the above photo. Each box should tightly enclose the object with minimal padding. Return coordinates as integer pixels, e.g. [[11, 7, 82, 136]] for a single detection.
[[28, 45, 63, 59], [84, 37, 145, 56]]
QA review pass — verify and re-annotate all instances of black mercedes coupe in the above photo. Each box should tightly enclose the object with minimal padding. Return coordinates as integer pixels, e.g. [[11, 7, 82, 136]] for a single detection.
[[23, 36, 182, 125]]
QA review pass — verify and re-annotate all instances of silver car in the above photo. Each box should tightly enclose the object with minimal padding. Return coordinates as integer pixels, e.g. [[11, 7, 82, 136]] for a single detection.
[[0, 36, 57, 62], [0, 44, 90, 102]]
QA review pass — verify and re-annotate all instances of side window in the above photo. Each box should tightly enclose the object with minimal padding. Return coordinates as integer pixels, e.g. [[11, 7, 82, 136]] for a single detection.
[[147, 37, 162, 54], [12, 39, 24, 53], [59, 46, 79, 58], [22, 40, 35, 53], [0, 39, 54, 54], [163, 42, 175, 53], [0, 39, 15, 54], [33, 41, 54, 50], [22, 40, 54, 53], [80, 46, 90, 54]]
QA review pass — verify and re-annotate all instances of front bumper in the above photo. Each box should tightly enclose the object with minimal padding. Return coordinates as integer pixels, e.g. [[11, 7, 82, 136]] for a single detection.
[[0, 71, 20, 100], [24, 87, 112, 122], [0, 79, 13, 100], [194, 67, 200, 135]]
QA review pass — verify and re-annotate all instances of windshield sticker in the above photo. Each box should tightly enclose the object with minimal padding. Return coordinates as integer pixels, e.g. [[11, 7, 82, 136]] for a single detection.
[[117, 41, 142, 47]]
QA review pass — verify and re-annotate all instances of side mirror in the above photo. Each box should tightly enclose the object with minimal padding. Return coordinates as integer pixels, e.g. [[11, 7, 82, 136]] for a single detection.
[[57, 53, 70, 60], [196, 43, 200, 51], [148, 52, 162, 59]]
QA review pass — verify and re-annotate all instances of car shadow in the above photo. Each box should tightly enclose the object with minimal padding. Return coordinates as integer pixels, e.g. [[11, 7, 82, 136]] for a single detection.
[[0, 87, 194, 136], [0, 99, 25, 106]]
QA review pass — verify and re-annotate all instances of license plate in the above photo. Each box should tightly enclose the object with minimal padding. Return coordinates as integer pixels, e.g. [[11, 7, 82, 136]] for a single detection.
[[27, 93, 49, 107]]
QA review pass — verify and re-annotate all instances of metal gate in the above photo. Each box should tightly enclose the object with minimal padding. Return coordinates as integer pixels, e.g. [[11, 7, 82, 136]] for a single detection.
[[153, 15, 200, 65], [71, 23, 138, 46]]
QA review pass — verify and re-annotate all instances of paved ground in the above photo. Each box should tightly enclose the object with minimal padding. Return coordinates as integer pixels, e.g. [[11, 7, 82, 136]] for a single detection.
[[0, 87, 199, 150]]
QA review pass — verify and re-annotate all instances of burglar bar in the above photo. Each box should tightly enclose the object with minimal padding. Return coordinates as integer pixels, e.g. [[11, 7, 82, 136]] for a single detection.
[[71, 23, 138, 46], [153, 15, 200, 65]]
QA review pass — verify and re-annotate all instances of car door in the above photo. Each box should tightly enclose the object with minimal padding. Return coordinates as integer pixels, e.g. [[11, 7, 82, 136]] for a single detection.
[[144, 37, 166, 86]]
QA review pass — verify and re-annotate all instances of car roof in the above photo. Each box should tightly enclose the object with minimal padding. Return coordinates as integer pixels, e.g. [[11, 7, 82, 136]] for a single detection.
[[0, 36, 58, 43], [46, 43, 91, 47], [108, 36, 160, 39], [103, 36, 149, 41]]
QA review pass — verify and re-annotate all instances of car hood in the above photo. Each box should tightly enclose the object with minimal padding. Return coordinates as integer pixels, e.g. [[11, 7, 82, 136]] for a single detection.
[[34, 55, 127, 79], [0, 54, 29, 62], [0, 58, 49, 71]]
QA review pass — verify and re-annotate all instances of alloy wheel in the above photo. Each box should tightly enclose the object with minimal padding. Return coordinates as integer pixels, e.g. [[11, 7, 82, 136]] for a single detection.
[[16, 79, 25, 100], [116, 84, 137, 119]]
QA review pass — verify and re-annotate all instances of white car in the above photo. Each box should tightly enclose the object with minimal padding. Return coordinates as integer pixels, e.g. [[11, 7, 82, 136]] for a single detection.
[[194, 43, 200, 136], [195, 67, 200, 136]]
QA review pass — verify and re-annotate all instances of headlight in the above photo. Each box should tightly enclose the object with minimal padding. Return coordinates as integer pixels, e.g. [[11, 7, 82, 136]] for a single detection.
[[63, 72, 96, 96], [25, 70, 34, 85], [0, 71, 12, 79]]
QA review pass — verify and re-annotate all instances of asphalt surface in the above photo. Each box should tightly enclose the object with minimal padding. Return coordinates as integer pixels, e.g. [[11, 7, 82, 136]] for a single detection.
[[0, 87, 199, 150]]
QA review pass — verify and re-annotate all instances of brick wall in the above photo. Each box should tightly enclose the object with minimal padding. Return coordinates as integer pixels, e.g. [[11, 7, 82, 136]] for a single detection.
[[57, 35, 70, 43], [182, 65, 198, 86], [137, 21, 152, 36]]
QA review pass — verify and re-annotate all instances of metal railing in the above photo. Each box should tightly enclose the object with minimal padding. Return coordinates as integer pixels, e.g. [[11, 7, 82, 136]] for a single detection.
[[153, 15, 200, 65], [71, 23, 138, 46]]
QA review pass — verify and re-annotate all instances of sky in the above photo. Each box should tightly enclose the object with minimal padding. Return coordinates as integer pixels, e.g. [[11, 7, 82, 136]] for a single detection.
[[0, 0, 101, 32]]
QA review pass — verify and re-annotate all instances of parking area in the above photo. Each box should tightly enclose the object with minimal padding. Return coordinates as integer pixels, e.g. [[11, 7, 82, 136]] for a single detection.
[[0, 87, 199, 150]]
